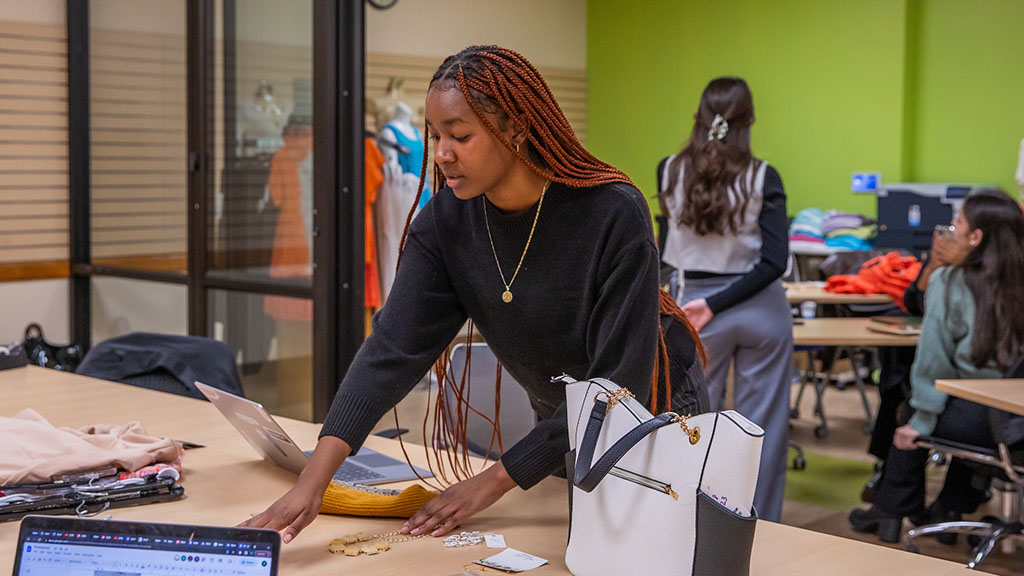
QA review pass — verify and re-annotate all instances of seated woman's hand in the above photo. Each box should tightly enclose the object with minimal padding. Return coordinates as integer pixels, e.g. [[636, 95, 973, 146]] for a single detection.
[[931, 233, 971, 267], [893, 424, 921, 451], [401, 461, 517, 537]]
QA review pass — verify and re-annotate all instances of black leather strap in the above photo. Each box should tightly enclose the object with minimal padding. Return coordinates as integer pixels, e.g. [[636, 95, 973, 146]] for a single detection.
[[573, 400, 677, 492]]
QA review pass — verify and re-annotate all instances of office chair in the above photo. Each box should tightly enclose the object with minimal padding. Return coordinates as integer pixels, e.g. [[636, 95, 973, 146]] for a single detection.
[[440, 343, 536, 460], [77, 332, 246, 401], [902, 357, 1024, 569]]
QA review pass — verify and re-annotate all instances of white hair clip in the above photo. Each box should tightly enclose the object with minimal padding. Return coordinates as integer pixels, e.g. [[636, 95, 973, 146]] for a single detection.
[[707, 114, 729, 141]]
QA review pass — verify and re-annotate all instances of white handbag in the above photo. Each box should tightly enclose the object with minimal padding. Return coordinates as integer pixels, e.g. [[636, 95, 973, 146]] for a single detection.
[[563, 376, 763, 576]]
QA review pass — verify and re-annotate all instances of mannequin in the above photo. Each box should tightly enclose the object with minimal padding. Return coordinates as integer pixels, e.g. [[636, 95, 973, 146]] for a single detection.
[[375, 101, 431, 302], [240, 80, 284, 155], [378, 101, 430, 208]]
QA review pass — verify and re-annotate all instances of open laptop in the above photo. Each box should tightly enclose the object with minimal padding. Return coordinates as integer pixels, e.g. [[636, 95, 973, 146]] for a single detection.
[[195, 382, 432, 485], [13, 515, 279, 575]]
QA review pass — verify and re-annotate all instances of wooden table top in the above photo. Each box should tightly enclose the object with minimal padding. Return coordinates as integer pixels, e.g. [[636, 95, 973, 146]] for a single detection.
[[0, 366, 971, 575], [793, 318, 919, 347], [936, 379, 1024, 417], [784, 282, 894, 305]]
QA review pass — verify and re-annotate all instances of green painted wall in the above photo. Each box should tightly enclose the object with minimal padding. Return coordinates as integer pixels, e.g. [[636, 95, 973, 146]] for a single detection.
[[588, 0, 1024, 218], [907, 0, 1024, 196]]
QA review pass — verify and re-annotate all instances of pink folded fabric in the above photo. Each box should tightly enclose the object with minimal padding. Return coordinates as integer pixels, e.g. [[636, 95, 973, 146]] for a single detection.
[[0, 408, 182, 485], [789, 233, 826, 244]]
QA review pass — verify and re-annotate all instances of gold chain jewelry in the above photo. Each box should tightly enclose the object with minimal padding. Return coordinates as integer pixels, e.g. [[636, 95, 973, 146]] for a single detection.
[[328, 529, 426, 557], [483, 179, 551, 303]]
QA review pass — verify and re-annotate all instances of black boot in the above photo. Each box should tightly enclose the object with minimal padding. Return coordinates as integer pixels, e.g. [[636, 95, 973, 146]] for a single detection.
[[849, 506, 903, 544], [860, 460, 884, 503], [908, 500, 961, 546]]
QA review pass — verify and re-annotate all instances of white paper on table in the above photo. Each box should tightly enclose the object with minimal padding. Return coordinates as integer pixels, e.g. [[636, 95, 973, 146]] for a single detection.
[[475, 548, 547, 572], [483, 534, 506, 548]]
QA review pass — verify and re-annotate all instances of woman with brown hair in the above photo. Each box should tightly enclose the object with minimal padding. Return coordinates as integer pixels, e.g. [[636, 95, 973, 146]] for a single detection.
[[850, 190, 1024, 543], [243, 45, 708, 542], [658, 77, 791, 521]]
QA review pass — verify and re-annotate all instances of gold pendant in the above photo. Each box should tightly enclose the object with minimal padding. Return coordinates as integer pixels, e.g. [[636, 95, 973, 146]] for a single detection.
[[501, 290, 513, 303]]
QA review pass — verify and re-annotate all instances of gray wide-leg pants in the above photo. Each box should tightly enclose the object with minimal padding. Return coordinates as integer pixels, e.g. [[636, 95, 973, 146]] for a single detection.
[[682, 276, 792, 522]]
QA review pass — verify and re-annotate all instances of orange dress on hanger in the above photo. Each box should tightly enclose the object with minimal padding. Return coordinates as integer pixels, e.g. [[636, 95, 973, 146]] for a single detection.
[[364, 138, 385, 308], [264, 130, 313, 322]]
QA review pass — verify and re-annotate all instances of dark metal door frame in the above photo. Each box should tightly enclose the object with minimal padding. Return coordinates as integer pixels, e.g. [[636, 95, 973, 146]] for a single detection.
[[66, 0, 365, 421]]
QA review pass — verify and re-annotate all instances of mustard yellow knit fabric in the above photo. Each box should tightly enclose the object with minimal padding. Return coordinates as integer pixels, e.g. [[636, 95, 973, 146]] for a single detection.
[[320, 483, 438, 518]]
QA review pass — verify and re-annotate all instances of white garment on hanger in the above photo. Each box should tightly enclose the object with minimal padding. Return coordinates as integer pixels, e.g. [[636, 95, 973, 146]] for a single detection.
[[1015, 138, 1024, 192], [299, 152, 313, 270], [376, 159, 421, 303]]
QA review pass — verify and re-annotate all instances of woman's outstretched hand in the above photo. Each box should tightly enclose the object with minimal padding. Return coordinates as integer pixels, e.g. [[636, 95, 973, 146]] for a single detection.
[[401, 461, 518, 537], [241, 481, 324, 543], [240, 435, 351, 543]]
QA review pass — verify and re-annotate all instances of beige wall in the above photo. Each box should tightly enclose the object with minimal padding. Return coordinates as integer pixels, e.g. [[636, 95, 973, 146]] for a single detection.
[[0, 0, 65, 346], [89, 0, 184, 32], [0, 280, 69, 346], [0, 0, 63, 24], [367, 0, 587, 69], [232, 0, 589, 67]]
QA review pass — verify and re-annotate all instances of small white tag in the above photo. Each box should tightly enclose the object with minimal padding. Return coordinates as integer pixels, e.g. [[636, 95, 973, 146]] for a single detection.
[[483, 533, 506, 548], [476, 548, 547, 572]]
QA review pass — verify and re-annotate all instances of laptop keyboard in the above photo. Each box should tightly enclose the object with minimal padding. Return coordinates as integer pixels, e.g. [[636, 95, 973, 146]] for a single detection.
[[332, 461, 386, 483]]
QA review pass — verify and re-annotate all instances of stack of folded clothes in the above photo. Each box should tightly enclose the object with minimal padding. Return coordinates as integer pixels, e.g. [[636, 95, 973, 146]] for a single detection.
[[822, 210, 876, 251], [789, 208, 826, 252]]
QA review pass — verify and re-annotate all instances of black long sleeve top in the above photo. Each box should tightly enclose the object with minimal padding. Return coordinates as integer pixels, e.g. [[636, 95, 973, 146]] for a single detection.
[[657, 158, 789, 314], [319, 180, 661, 489]]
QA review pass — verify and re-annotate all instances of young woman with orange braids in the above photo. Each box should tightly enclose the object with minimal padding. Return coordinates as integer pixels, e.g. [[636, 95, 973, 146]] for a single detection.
[[243, 45, 708, 543]]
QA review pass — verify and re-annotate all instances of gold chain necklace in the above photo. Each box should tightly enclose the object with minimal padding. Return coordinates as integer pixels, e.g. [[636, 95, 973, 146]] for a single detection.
[[483, 179, 550, 303], [329, 529, 426, 557]]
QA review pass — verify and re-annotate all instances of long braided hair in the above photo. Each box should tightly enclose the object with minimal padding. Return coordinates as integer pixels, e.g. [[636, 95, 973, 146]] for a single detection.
[[391, 46, 704, 488]]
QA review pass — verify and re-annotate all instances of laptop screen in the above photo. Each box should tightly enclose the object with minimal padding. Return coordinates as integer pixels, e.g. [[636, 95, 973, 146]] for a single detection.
[[14, 516, 279, 576]]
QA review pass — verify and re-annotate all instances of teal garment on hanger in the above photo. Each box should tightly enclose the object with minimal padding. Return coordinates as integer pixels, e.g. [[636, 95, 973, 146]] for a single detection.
[[383, 123, 431, 208]]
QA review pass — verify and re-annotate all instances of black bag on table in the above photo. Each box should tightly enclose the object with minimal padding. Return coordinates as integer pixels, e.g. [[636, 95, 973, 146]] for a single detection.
[[21, 323, 83, 372]]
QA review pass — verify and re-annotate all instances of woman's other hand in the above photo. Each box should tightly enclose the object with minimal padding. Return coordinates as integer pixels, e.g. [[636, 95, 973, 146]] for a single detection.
[[681, 298, 714, 332], [402, 461, 517, 537], [893, 424, 921, 451]]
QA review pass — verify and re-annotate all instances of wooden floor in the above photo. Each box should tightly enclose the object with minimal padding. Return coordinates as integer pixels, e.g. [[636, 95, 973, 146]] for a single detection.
[[376, 369, 1021, 575]]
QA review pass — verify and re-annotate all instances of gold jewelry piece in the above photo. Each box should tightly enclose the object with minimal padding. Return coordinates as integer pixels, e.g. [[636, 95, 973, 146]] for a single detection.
[[483, 179, 550, 304], [667, 412, 701, 445], [329, 530, 423, 557]]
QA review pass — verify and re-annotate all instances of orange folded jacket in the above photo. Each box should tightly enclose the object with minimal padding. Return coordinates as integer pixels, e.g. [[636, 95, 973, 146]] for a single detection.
[[825, 252, 922, 311]]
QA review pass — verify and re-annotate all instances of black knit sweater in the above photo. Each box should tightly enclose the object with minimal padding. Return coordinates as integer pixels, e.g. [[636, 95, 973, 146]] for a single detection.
[[320, 180, 661, 489]]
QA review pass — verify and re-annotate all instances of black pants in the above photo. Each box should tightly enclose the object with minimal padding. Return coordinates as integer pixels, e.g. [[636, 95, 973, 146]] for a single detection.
[[869, 345, 915, 460], [875, 397, 993, 516]]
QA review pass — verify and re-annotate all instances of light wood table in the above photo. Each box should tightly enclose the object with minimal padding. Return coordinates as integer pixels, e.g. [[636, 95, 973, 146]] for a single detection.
[[785, 282, 894, 305], [1, 366, 973, 575], [793, 318, 919, 347], [936, 379, 1024, 417]]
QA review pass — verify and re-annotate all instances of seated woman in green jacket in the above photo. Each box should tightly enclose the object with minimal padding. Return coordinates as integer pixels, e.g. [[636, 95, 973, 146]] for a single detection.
[[850, 190, 1024, 543]]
